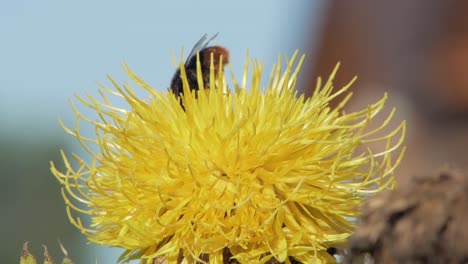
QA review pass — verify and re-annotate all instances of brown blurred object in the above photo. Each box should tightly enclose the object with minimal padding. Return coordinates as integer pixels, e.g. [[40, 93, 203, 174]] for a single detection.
[[346, 172, 468, 263], [302, 1, 468, 178], [429, 1, 468, 115]]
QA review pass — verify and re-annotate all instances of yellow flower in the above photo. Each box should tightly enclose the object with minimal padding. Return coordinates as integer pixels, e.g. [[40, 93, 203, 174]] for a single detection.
[[51, 51, 405, 263]]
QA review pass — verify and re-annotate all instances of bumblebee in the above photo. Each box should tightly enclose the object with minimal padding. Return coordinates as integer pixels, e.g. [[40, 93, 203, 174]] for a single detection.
[[170, 33, 230, 100]]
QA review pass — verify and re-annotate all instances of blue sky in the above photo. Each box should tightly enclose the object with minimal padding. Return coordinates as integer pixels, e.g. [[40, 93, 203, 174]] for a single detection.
[[0, 0, 325, 261], [1, 1, 325, 133]]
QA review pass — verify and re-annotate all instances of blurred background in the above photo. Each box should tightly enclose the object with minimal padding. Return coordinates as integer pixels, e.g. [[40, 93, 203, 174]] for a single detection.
[[2, 0, 468, 263], [0, 1, 323, 262]]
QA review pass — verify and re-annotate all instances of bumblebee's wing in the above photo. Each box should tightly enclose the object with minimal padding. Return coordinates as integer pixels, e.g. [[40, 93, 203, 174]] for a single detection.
[[185, 33, 219, 64]]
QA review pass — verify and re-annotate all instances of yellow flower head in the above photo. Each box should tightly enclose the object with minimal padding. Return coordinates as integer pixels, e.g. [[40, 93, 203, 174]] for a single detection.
[[51, 51, 405, 263]]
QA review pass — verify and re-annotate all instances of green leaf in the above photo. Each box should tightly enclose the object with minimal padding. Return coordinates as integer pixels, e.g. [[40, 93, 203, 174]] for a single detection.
[[59, 241, 75, 264], [20, 242, 37, 264], [43, 245, 54, 264]]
